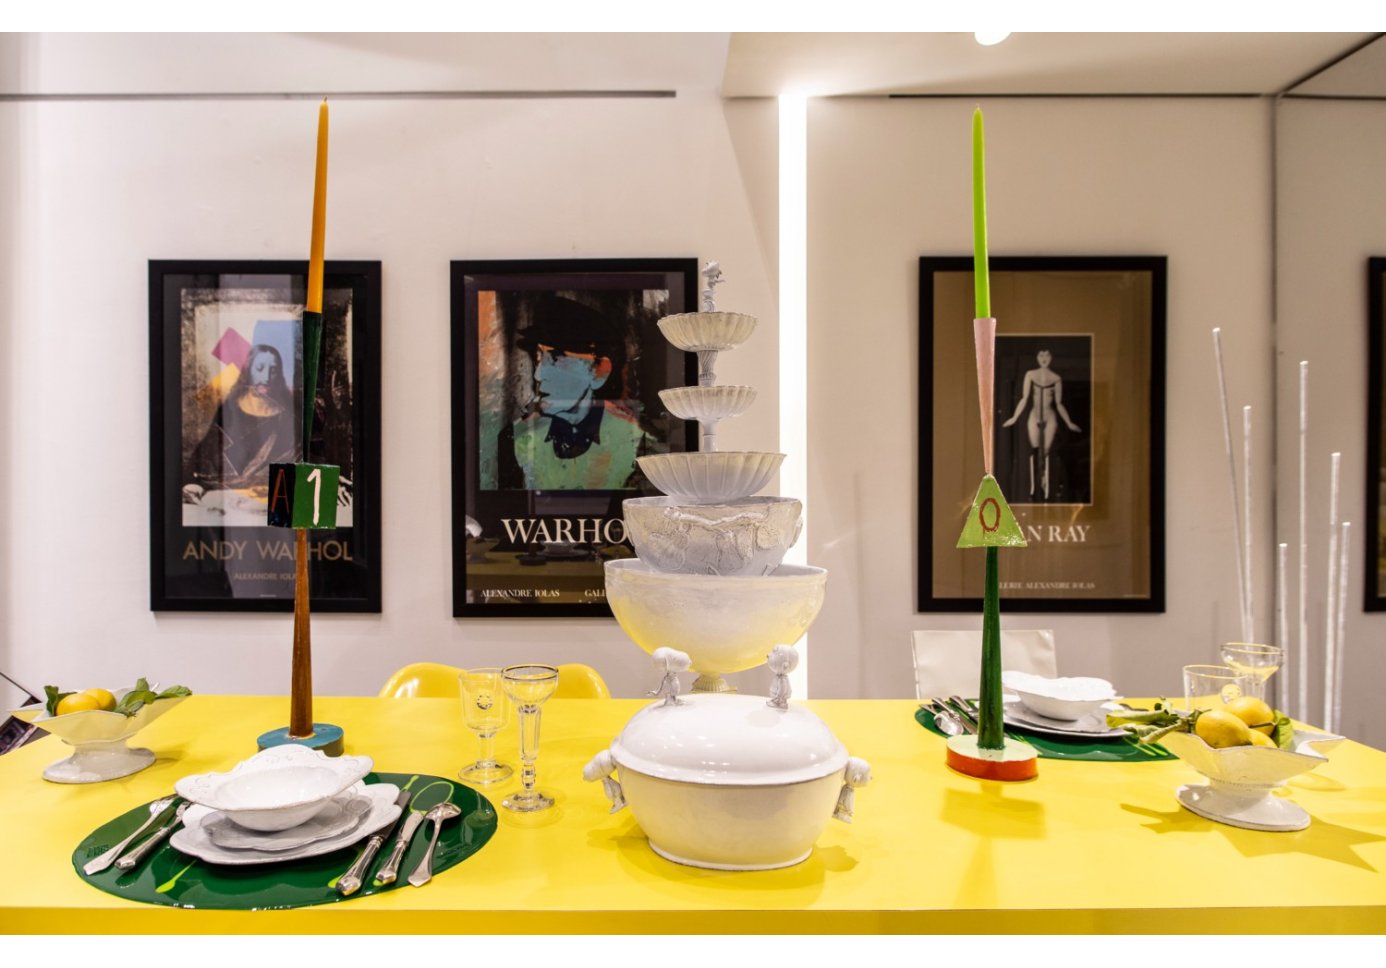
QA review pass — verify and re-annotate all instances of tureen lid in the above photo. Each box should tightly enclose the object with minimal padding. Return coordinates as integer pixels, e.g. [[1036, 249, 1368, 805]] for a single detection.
[[610, 693, 848, 786]]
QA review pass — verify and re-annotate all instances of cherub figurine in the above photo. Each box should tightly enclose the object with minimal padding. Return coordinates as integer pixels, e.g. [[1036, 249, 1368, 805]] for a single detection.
[[832, 757, 872, 824], [648, 647, 691, 706], [582, 749, 626, 814], [701, 260, 724, 312], [766, 645, 799, 710]]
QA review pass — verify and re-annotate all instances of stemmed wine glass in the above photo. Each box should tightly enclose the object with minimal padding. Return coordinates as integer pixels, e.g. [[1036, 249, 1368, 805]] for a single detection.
[[459, 668, 513, 785], [500, 664, 560, 813], [1218, 642, 1285, 701]]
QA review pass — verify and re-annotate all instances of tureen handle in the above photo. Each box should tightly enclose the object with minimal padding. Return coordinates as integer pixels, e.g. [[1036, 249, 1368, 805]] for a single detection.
[[583, 749, 627, 814], [648, 648, 691, 706], [832, 756, 872, 824]]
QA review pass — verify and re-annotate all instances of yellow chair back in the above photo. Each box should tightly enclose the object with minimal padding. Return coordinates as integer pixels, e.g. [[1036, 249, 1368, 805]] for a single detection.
[[377, 661, 610, 700]]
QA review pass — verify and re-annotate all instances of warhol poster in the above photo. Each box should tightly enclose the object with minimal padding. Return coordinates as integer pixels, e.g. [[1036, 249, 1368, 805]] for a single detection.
[[149, 261, 381, 611], [452, 259, 697, 617]]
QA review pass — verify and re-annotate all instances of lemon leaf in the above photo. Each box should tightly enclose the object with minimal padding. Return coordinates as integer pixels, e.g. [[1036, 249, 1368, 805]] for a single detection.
[[1272, 712, 1295, 750], [43, 685, 74, 717]]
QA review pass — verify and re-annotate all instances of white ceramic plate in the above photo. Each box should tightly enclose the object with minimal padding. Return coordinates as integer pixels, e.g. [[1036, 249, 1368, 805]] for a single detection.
[[171, 782, 400, 866], [204, 792, 372, 851], [1003, 699, 1128, 739]]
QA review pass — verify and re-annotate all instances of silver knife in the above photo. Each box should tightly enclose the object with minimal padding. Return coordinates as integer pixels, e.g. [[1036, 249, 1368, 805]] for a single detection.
[[116, 803, 189, 871], [375, 800, 428, 885], [337, 790, 412, 896]]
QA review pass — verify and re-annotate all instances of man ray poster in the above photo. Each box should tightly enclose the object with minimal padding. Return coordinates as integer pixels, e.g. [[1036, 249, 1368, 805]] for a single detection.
[[918, 256, 1166, 613], [150, 261, 381, 611], [453, 259, 697, 617]]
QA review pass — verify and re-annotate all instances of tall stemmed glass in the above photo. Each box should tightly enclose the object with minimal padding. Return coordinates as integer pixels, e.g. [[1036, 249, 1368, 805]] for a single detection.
[[459, 668, 513, 785], [1218, 643, 1285, 702], [501, 664, 559, 813]]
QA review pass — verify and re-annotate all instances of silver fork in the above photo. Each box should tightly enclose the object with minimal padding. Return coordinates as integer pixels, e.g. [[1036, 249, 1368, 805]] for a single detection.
[[83, 795, 177, 875], [924, 700, 974, 735], [116, 803, 188, 871]]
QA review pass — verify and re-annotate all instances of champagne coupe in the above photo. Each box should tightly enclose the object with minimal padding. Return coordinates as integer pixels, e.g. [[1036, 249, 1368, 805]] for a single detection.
[[459, 668, 513, 785], [501, 664, 560, 813], [1218, 642, 1284, 702]]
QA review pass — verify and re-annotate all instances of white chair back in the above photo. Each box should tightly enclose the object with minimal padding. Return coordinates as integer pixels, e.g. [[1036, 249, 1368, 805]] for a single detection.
[[910, 629, 1057, 700]]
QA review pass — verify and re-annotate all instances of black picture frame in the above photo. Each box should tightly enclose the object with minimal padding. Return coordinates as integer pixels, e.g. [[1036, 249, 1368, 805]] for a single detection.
[[918, 255, 1167, 613], [149, 260, 382, 612], [1365, 258, 1386, 611], [451, 258, 698, 617]]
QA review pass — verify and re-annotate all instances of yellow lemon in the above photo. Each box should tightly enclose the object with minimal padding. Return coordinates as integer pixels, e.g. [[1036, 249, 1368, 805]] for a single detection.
[[55, 692, 102, 716], [1224, 696, 1275, 736], [82, 688, 117, 712], [1194, 709, 1254, 748], [1249, 731, 1277, 748]]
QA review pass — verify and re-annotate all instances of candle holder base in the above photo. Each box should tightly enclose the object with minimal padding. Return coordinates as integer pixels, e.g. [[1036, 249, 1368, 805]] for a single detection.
[[944, 734, 1038, 782], [256, 723, 345, 758]]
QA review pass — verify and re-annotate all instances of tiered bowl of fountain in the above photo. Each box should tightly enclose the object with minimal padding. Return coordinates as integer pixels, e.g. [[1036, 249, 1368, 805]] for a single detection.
[[586, 268, 870, 871]]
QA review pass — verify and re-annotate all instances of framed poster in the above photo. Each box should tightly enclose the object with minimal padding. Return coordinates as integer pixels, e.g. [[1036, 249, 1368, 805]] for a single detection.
[[149, 260, 381, 612], [1365, 258, 1386, 610], [918, 256, 1166, 612], [451, 258, 698, 617]]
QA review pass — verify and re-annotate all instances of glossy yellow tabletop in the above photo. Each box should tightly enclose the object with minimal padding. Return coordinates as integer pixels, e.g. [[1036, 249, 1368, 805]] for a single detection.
[[1, 696, 1384, 934]]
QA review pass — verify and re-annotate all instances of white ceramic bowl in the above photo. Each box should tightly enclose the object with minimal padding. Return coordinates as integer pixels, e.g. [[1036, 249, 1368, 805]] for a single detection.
[[1161, 728, 1343, 831], [623, 496, 802, 576], [590, 694, 867, 870], [175, 745, 373, 832], [637, 451, 783, 504], [1001, 671, 1117, 721], [658, 385, 757, 423], [10, 686, 188, 784], [657, 312, 757, 352], [604, 558, 826, 689]]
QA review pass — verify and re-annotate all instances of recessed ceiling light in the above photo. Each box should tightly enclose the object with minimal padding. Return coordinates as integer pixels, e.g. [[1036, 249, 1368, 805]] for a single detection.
[[974, 31, 1011, 47]]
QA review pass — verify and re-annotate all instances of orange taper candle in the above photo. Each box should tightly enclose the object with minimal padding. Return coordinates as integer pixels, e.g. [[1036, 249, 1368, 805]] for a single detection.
[[306, 99, 328, 314]]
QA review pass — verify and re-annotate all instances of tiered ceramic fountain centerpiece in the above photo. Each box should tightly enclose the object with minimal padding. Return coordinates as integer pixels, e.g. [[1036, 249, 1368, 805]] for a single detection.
[[587, 264, 870, 872]]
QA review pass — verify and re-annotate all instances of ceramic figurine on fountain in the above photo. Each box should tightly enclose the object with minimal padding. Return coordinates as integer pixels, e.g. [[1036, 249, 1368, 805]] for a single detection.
[[648, 648, 689, 706], [767, 644, 798, 710]]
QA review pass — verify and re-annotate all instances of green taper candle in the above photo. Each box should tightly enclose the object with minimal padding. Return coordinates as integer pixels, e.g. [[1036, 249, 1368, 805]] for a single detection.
[[972, 107, 990, 319]]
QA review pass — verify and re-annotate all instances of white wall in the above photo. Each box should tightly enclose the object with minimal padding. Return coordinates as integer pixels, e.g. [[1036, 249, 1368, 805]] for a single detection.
[[805, 98, 1284, 723], [1276, 98, 1386, 748], [0, 33, 781, 701]]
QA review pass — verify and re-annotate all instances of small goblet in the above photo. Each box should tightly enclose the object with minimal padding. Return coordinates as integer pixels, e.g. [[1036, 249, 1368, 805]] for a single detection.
[[501, 664, 559, 813], [1218, 642, 1284, 702], [459, 668, 513, 786]]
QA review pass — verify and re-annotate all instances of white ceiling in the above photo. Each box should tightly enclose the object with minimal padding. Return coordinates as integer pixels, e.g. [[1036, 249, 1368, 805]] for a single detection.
[[721, 32, 1383, 98]]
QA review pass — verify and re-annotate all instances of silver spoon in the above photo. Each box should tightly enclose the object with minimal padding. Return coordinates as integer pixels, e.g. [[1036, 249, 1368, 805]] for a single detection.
[[406, 802, 461, 887], [83, 795, 177, 875], [922, 701, 967, 736]]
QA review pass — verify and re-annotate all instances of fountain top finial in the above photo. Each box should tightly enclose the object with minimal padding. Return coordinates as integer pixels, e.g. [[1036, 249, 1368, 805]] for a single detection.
[[701, 261, 724, 312]]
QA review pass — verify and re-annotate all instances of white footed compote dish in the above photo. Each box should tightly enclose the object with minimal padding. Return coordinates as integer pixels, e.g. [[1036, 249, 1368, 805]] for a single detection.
[[623, 495, 802, 576], [11, 687, 187, 784], [1001, 671, 1118, 722], [175, 744, 373, 832], [605, 558, 826, 693], [1161, 729, 1344, 831]]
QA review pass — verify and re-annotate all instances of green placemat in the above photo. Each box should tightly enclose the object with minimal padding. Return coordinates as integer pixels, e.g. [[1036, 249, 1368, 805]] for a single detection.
[[71, 772, 496, 911], [914, 708, 1174, 762]]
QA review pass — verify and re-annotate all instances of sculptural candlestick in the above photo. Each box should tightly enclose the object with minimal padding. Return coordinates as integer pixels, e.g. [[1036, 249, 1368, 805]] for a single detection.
[[256, 100, 344, 757], [945, 108, 1036, 781]]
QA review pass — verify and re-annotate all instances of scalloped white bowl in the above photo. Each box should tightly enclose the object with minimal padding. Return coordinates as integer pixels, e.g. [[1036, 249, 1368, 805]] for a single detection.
[[657, 312, 757, 352], [638, 452, 783, 505], [1161, 728, 1343, 831], [175, 745, 373, 831], [623, 496, 802, 576], [1002, 671, 1117, 721], [604, 558, 826, 685], [659, 386, 757, 423]]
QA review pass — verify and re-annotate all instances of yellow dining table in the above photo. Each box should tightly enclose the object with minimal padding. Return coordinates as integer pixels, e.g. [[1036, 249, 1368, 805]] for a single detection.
[[1, 695, 1384, 934]]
